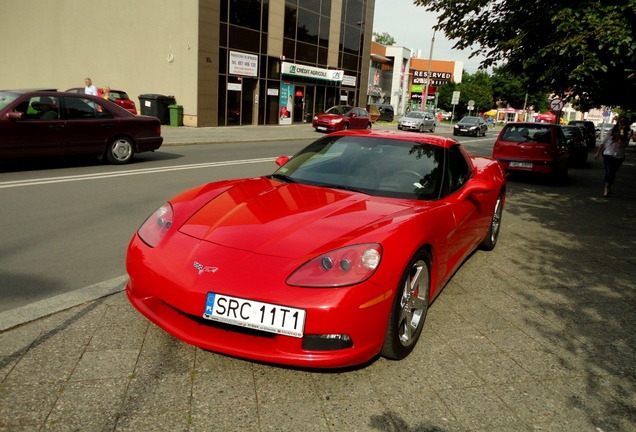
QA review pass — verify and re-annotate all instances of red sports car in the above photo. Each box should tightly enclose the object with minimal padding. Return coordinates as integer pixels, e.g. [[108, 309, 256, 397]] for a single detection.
[[126, 130, 506, 368], [312, 105, 372, 133]]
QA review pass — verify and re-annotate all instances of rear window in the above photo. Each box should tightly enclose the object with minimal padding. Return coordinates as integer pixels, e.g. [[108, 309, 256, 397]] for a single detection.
[[501, 124, 552, 144]]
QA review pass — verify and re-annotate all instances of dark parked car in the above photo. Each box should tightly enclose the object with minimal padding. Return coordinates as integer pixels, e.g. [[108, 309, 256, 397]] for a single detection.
[[397, 111, 436, 133], [492, 122, 569, 182], [453, 116, 488, 136], [66, 87, 138, 114], [312, 106, 372, 133], [367, 103, 394, 122], [0, 90, 162, 164], [560, 125, 589, 166], [567, 120, 596, 149]]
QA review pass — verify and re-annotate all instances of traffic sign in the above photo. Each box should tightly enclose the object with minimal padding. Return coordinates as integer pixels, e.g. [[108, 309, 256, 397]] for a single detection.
[[550, 97, 564, 112]]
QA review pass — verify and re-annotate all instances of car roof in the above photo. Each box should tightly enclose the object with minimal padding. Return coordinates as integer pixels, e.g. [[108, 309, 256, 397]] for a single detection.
[[327, 129, 458, 149]]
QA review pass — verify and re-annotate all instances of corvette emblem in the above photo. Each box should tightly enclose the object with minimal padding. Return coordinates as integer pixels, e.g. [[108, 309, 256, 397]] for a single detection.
[[194, 261, 218, 275]]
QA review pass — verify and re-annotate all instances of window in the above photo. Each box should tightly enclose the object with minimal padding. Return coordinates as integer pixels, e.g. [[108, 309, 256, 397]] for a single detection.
[[23, 96, 60, 120], [446, 145, 472, 194]]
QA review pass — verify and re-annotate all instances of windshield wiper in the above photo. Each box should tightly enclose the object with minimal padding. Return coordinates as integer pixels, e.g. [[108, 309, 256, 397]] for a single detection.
[[269, 173, 297, 183], [320, 184, 368, 194]]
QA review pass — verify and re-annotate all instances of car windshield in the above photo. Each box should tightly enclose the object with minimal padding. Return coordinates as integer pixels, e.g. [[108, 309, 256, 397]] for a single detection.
[[0, 91, 20, 111], [459, 117, 479, 125], [325, 106, 352, 115], [405, 112, 424, 119], [272, 135, 444, 200], [501, 124, 552, 143]]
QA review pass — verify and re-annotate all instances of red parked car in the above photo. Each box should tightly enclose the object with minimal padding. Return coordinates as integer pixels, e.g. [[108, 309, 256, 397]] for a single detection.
[[126, 129, 506, 368], [0, 90, 162, 164], [66, 87, 138, 114], [492, 122, 569, 181], [312, 105, 372, 132]]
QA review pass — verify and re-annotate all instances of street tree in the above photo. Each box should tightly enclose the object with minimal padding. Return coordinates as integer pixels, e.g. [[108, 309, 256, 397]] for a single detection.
[[373, 32, 396, 46], [412, 0, 636, 109], [490, 66, 550, 113]]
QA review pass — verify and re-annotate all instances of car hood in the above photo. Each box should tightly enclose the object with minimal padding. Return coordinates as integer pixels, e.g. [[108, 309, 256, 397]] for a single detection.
[[178, 178, 415, 258]]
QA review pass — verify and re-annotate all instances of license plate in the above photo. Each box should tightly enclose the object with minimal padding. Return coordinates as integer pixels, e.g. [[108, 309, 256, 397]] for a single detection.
[[203, 292, 306, 338], [460, 128, 468, 132], [509, 161, 533, 168], [317, 126, 327, 131]]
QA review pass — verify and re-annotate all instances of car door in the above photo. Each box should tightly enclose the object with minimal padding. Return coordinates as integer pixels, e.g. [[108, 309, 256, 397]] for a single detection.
[[60, 95, 116, 155], [0, 94, 66, 159], [440, 145, 483, 277]]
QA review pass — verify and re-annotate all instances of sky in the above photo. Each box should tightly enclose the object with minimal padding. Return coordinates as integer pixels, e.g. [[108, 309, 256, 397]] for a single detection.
[[372, 0, 486, 73]]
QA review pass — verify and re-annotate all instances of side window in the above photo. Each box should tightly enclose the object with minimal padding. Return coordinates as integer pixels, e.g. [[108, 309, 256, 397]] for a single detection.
[[446, 145, 472, 194], [23, 96, 60, 120], [63, 97, 113, 119]]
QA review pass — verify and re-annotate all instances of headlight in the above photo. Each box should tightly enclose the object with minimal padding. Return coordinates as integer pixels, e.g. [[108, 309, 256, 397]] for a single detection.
[[287, 244, 382, 287], [137, 203, 173, 247]]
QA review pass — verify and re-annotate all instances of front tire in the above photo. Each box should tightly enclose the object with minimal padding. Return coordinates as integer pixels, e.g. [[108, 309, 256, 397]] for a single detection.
[[106, 137, 134, 164], [381, 250, 431, 360], [430, 123, 436, 133], [480, 191, 504, 251], [342, 123, 349, 130]]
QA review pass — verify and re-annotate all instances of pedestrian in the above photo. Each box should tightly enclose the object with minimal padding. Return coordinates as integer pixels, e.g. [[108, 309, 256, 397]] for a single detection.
[[595, 116, 630, 197], [84, 78, 97, 96]]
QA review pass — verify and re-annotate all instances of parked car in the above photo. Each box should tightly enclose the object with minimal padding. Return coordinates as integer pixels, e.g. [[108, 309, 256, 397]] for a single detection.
[[596, 122, 615, 138], [312, 106, 372, 132], [560, 125, 589, 166], [492, 122, 569, 181], [126, 129, 507, 368], [453, 116, 488, 136], [66, 87, 138, 114], [567, 120, 596, 149], [367, 103, 394, 122], [0, 90, 162, 164], [397, 110, 436, 133]]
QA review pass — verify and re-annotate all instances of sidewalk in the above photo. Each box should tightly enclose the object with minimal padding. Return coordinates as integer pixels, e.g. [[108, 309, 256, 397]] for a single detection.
[[1, 131, 634, 431]]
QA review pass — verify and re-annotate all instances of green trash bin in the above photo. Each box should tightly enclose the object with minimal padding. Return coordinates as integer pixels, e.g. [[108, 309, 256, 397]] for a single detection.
[[168, 104, 183, 126]]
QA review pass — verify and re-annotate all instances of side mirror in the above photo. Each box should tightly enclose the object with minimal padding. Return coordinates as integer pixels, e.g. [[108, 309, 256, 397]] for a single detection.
[[275, 156, 290, 167], [6, 112, 24, 121], [458, 179, 493, 202]]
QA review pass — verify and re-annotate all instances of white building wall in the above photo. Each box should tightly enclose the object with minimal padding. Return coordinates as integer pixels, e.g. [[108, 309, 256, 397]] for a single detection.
[[385, 46, 411, 116]]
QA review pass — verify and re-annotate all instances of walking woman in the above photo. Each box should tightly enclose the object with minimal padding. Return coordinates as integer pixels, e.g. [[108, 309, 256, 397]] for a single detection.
[[595, 117, 630, 197]]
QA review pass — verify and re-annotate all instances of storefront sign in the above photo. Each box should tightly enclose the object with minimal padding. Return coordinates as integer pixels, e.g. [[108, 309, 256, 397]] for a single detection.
[[229, 51, 258, 77], [281, 62, 344, 82], [228, 83, 242, 91], [342, 75, 357, 87], [412, 70, 452, 87], [268, 88, 279, 96]]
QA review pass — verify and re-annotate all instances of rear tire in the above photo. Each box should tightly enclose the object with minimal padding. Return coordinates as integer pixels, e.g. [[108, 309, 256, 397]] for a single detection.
[[342, 123, 349, 130], [381, 250, 431, 360], [106, 137, 134, 164], [480, 192, 504, 251]]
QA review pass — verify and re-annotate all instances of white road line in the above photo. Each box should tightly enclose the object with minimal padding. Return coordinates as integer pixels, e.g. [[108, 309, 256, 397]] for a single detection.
[[0, 158, 276, 189]]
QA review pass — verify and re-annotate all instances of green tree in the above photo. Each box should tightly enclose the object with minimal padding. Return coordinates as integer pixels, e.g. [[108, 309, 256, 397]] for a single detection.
[[413, 0, 636, 109], [373, 32, 396, 46], [490, 66, 550, 112]]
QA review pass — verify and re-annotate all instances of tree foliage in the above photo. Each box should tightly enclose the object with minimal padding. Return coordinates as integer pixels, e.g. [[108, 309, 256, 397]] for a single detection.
[[373, 32, 396, 46], [412, 0, 636, 109]]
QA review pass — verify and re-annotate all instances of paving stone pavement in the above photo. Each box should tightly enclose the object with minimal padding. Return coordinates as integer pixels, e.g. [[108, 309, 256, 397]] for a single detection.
[[1, 124, 635, 431]]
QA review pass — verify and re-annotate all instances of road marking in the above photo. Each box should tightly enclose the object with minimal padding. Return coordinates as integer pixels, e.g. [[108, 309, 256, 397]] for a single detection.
[[0, 158, 276, 189]]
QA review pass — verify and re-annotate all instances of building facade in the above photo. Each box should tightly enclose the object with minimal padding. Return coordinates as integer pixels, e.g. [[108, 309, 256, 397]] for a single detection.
[[0, 0, 374, 127], [366, 41, 463, 117]]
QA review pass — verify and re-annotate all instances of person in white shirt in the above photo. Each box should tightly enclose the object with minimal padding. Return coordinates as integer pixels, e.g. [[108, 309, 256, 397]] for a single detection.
[[595, 117, 630, 197], [84, 78, 98, 96]]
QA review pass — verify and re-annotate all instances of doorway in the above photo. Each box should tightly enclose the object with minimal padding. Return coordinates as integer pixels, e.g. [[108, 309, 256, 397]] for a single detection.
[[293, 86, 305, 123]]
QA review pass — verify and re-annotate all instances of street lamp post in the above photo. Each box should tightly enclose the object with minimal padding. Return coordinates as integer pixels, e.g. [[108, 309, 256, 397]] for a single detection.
[[421, 29, 436, 111]]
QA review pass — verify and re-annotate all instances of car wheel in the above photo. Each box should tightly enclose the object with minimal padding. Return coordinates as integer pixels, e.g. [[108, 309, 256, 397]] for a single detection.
[[106, 137, 134, 164], [367, 123, 372, 129], [419, 124, 424, 133], [381, 249, 431, 360], [453, 131, 457, 136], [430, 123, 436, 133], [342, 123, 349, 130], [480, 191, 504, 251]]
